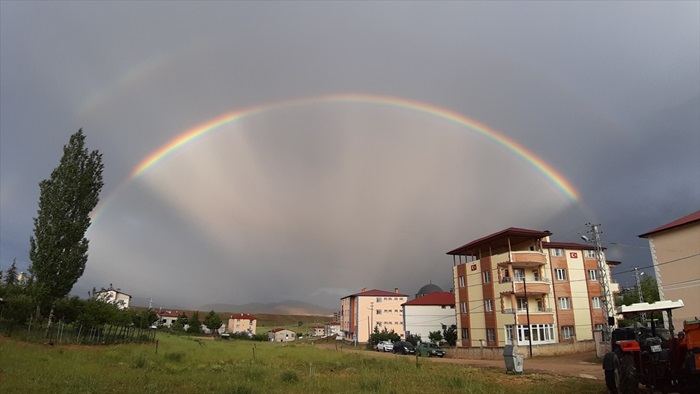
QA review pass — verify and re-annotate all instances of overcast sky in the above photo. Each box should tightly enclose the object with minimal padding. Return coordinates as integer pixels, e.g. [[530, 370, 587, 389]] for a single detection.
[[1, 1, 698, 310]]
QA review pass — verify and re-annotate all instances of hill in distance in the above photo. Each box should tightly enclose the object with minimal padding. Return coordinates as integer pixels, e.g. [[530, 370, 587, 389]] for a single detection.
[[196, 300, 336, 316]]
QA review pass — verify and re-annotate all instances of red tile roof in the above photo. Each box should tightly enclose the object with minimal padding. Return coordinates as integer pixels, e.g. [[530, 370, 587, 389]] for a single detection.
[[342, 289, 408, 298], [269, 328, 294, 333], [447, 227, 552, 255], [639, 210, 700, 238], [157, 311, 181, 318], [403, 292, 455, 306], [543, 241, 597, 250]]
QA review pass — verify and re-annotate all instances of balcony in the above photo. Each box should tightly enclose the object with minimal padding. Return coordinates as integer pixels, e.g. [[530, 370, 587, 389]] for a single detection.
[[507, 251, 547, 267], [499, 276, 552, 294], [513, 280, 551, 295]]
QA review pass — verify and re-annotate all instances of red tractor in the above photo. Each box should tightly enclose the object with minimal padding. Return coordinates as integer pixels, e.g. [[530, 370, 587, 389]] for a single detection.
[[603, 300, 700, 393]]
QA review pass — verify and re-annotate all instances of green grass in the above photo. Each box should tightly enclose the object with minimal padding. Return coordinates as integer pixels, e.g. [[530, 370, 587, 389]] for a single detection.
[[0, 334, 606, 393]]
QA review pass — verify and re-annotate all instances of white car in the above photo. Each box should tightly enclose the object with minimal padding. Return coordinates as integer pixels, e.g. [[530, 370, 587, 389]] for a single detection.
[[376, 340, 394, 352]]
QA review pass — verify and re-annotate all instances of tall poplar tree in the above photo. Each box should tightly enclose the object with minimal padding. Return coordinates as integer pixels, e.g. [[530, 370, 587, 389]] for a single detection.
[[29, 129, 104, 305]]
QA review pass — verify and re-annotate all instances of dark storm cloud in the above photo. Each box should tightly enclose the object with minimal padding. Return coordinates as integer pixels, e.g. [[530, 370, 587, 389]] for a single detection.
[[1, 1, 698, 308]]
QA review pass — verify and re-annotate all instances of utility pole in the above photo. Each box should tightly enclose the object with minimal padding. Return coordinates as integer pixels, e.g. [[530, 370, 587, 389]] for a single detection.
[[633, 267, 646, 324], [523, 276, 533, 358], [584, 223, 615, 339], [368, 302, 374, 343]]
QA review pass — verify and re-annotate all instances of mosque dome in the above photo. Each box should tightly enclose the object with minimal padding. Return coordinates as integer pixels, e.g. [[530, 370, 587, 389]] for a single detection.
[[416, 283, 443, 298]]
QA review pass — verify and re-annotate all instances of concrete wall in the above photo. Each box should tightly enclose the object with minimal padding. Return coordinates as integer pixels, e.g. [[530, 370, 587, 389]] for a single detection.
[[445, 340, 596, 360]]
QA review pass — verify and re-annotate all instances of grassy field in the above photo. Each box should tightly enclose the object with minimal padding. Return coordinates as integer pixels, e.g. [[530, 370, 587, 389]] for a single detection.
[[0, 333, 606, 393]]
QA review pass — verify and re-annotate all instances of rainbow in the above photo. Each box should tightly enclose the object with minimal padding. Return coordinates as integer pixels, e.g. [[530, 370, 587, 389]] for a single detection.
[[131, 93, 578, 201]]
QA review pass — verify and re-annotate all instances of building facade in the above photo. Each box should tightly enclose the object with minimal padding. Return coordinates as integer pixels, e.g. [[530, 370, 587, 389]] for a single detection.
[[448, 227, 619, 348], [402, 291, 456, 341], [95, 287, 131, 309], [227, 313, 257, 335], [268, 328, 296, 342], [340, 288, 408, 343], [639, 210, 700, 330], [324, 322, 340, 337], [156, 310, 180, 327]]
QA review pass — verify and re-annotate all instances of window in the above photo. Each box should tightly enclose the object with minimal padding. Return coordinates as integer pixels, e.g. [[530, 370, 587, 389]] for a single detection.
[[377, 322, 382, 327], [532, 270, 540, 281], [461, 328, 469, 340], [487, 328, 495, 342], [517, 298, 528, 311], [558, 297, 571, 310], [485, 299, 493, 312], [376, 297, 382, 303], [592, 297, 601, 309], [588, 270, 598, 281], [376, 309, 382, 315], [555, 268, 567, 281], [562, 326, 575, 339], [594, 324, 605, 331], [515, 324, 555, 345], [514, 268, 525, 281], [501, 269, 511, 283], [585, 250, 596, 258], [459, 276, 465, 288], [551, 248, 564, 257], [505, 325, 515, 344], [461, 302, 467, 313], [483, 270, 491, 283]]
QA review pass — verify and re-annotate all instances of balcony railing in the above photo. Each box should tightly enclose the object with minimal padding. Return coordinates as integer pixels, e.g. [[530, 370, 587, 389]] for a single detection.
[[500, 277, 550, 284], [502, 307, 553, 314]]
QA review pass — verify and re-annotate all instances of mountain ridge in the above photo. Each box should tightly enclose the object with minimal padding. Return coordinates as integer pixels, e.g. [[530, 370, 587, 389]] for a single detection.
[[196, 300, 336, 316]]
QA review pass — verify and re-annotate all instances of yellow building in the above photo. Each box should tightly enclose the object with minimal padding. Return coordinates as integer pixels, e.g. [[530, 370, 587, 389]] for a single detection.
[[340, 288, 408, 343], [448, 227, 620, 347], [227, 313, 257, 335], [639, 210, 700, 330]]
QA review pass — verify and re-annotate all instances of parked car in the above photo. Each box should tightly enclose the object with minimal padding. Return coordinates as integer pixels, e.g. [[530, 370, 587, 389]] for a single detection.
[[375, 340, 394, 352], [416, 342, 446, 358], [393, 341, 416, 355]]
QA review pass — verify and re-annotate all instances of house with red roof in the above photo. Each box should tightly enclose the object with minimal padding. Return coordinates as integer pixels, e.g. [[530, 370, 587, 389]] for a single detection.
[[227, 313, 257, 335], [639, 210, 700, 330], [402, 290, 455, 342], [340, 288, 408, 343], [268, 327, 296, 342], [156, 310, 181, 328]]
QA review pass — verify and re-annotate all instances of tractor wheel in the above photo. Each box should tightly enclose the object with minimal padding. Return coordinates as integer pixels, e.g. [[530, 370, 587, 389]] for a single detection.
[[619, 354, 639, 394], [605, 354, 621, 393]]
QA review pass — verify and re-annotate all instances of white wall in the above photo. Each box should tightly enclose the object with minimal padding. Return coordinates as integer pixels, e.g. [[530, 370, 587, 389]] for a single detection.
[[404, 304, 456, 341]]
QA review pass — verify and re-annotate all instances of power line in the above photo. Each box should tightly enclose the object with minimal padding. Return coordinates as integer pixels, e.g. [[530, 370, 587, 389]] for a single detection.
[[611, 253, 700, 276]]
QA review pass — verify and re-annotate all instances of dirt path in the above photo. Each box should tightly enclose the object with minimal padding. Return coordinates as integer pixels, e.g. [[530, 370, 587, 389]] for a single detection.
[[314, 342, 604, 381]]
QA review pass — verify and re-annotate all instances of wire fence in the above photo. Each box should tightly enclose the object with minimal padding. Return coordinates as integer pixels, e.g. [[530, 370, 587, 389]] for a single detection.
[[1, 318, 156, 345]]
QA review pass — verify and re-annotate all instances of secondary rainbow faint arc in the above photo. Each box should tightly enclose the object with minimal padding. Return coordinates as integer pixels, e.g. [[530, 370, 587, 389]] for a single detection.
[[131, 93, 579, 201]]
